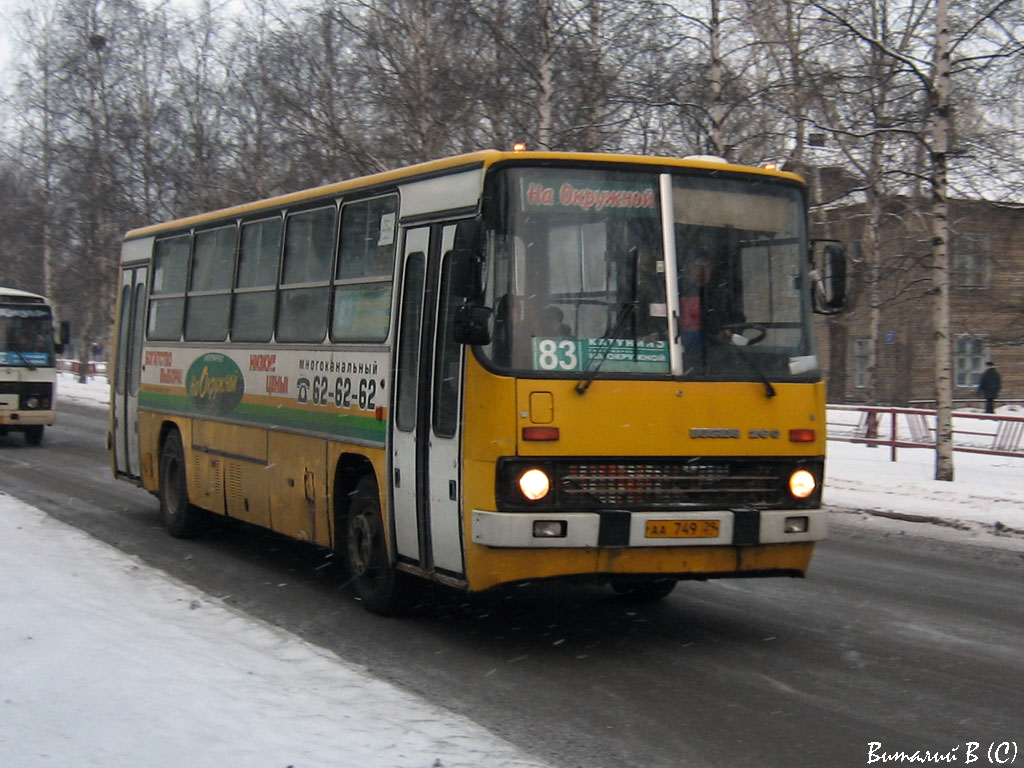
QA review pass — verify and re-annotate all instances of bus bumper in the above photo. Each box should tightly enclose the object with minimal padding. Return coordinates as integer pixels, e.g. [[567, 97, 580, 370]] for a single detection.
[[0, 410, 56, 427], [471, 508, 827, 549]]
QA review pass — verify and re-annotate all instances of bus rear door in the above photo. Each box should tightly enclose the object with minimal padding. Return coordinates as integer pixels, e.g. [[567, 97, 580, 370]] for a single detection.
[[113, 259, 148, 479]]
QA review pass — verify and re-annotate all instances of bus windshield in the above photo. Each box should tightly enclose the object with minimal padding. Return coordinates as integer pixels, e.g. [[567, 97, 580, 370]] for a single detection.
[[0, 307, 56, 367], [480, 166, 817, 383]]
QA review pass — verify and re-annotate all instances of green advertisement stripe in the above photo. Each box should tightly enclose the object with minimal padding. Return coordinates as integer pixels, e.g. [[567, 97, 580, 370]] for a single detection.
[[140, 391, 386, 442]]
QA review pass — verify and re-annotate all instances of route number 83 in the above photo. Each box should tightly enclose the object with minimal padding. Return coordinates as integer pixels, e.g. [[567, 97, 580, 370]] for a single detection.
[[536, 339, 580, 371]]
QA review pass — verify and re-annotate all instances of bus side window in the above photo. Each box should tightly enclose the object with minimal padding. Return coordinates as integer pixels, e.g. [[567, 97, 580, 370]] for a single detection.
[[433, 251, 465, 438], [333, 195, 398, 342], [148, 235, 190, 341], [395, 253, 426, 433], [186, 225, 235, 342], [233, 217, 281, 343], [278, 206, 334, 343]]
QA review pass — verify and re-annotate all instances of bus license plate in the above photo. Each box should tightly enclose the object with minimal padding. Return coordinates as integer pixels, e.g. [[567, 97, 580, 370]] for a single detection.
[[645, 520, 720, 539]]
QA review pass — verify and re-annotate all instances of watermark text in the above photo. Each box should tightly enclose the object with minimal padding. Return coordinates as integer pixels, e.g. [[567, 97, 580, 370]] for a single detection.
[[867, 742, 1018, 765]]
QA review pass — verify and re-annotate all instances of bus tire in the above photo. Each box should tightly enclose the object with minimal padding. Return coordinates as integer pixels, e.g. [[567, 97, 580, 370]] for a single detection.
[[158, 429, 205, 538], [345, 475, 416, 615], [24, 426, 44, 446], [611, 578, 677, 602]]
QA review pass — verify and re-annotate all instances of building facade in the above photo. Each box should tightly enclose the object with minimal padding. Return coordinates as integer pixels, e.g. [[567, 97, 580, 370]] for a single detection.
[[812, 197, 1023, 407]]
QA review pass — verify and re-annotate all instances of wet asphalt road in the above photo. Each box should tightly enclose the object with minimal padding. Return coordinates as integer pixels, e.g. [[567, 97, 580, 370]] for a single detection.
[[1, 400, 1021, 768]]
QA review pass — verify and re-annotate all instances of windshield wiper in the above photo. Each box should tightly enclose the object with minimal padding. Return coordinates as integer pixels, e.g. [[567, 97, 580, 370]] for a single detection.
[[8, 344, 37, 371], [576, 247, 639, 395], [723, 340, 775, 398], [575, 298, 637, 394]]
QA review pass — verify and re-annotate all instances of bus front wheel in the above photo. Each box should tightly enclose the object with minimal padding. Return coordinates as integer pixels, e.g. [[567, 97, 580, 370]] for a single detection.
[[345, 476, 416, 615], [24, 426, 44, 446], [611, 578, 677, 601], [158, 430, 206, 538]]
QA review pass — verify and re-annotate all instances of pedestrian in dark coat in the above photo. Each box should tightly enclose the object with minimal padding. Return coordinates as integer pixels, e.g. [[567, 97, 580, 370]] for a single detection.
[[978, 361, 1001, 414]]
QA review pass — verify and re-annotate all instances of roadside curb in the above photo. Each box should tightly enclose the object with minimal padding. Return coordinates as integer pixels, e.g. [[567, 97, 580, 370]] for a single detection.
[[827, 505, 1024, 553]]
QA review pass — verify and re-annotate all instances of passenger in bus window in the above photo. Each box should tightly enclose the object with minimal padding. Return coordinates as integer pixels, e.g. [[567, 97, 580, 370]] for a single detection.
[[15, 320, 49, 352], [493, 293, 535, 368], [491, 295, 573, 368], [541, 305, 571, 337], [679, 255, 710, 357], [679, 255, 745, 367]]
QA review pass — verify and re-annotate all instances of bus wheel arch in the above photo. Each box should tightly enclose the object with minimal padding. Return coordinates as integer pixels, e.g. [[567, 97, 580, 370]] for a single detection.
[[331, 455, 377, 554], [334, 460, 416, 615], [158, 425, 206, 538]]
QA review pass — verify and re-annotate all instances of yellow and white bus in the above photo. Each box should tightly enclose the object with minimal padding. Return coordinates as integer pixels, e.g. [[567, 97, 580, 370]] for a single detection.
[[1, 287, 66, 445], [110, 150, 845, 613]]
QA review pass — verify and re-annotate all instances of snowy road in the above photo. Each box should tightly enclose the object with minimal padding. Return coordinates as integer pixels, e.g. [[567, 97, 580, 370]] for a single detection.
[[1, 390, 1021, 768]]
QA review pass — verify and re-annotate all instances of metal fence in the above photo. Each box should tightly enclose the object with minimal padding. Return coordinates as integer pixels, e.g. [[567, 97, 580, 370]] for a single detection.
[[56, 359, 108, 376], [827, 404, 1024, 461]]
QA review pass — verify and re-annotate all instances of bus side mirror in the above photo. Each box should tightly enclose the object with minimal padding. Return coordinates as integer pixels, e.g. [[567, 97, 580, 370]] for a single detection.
[[452, 219, 485, 299], [811, 241, 847, 313], [56, 320, 71, 354], [450, 218, 492, 344], [454, 303, 493, 345]]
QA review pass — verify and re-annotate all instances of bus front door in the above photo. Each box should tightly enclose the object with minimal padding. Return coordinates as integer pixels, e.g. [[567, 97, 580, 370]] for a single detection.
[[113, 265, 147, 479], [392, 224, 466, 579]]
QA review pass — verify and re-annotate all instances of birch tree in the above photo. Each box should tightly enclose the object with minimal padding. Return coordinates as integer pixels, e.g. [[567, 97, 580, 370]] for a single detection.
[[468, 0, 670, 153], [811, 0, 933, 409], [166, 0, 234, 213], [0, 162, 47, 292], [628, 2, 739, 157], [343, 0, 483, 163], [9, 1, 65, 315], [815, 0, 1024, 480]]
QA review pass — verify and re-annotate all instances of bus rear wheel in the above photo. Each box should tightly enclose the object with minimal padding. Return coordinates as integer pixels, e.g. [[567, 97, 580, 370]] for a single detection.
[[158, 429, 206, 538], [345, 476, 416, 615]]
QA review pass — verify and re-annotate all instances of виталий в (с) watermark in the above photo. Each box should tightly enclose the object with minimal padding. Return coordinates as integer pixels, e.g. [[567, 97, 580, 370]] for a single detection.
[[867, 741, 1019, 765]]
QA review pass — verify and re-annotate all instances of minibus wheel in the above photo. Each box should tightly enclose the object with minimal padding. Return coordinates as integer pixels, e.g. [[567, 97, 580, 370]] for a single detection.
[[158, 429, 206, 538]]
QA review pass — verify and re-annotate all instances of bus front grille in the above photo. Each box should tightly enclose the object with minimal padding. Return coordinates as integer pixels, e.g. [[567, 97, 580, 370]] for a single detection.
[[560, 460, 786, 509]]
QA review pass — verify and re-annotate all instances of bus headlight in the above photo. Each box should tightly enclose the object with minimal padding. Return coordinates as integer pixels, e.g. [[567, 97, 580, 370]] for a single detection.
[[519, 468, 552, 501], [25, 396, 40, 409], [788, 469, 817, 499]]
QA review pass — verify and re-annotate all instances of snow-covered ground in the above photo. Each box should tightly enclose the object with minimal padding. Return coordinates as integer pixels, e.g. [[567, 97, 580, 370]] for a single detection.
[[0, 496, 552, 768], [824, 400, 1024, 551], [4, 375, 554, 768], [826, 439, 1024, 551], [1, 373, 1020, 766]]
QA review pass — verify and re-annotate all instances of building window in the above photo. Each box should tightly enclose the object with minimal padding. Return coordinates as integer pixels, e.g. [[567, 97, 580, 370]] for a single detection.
[[954, 335, 987, 389], [852, 337, 870, 389], [952, 233, 990, 289]]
